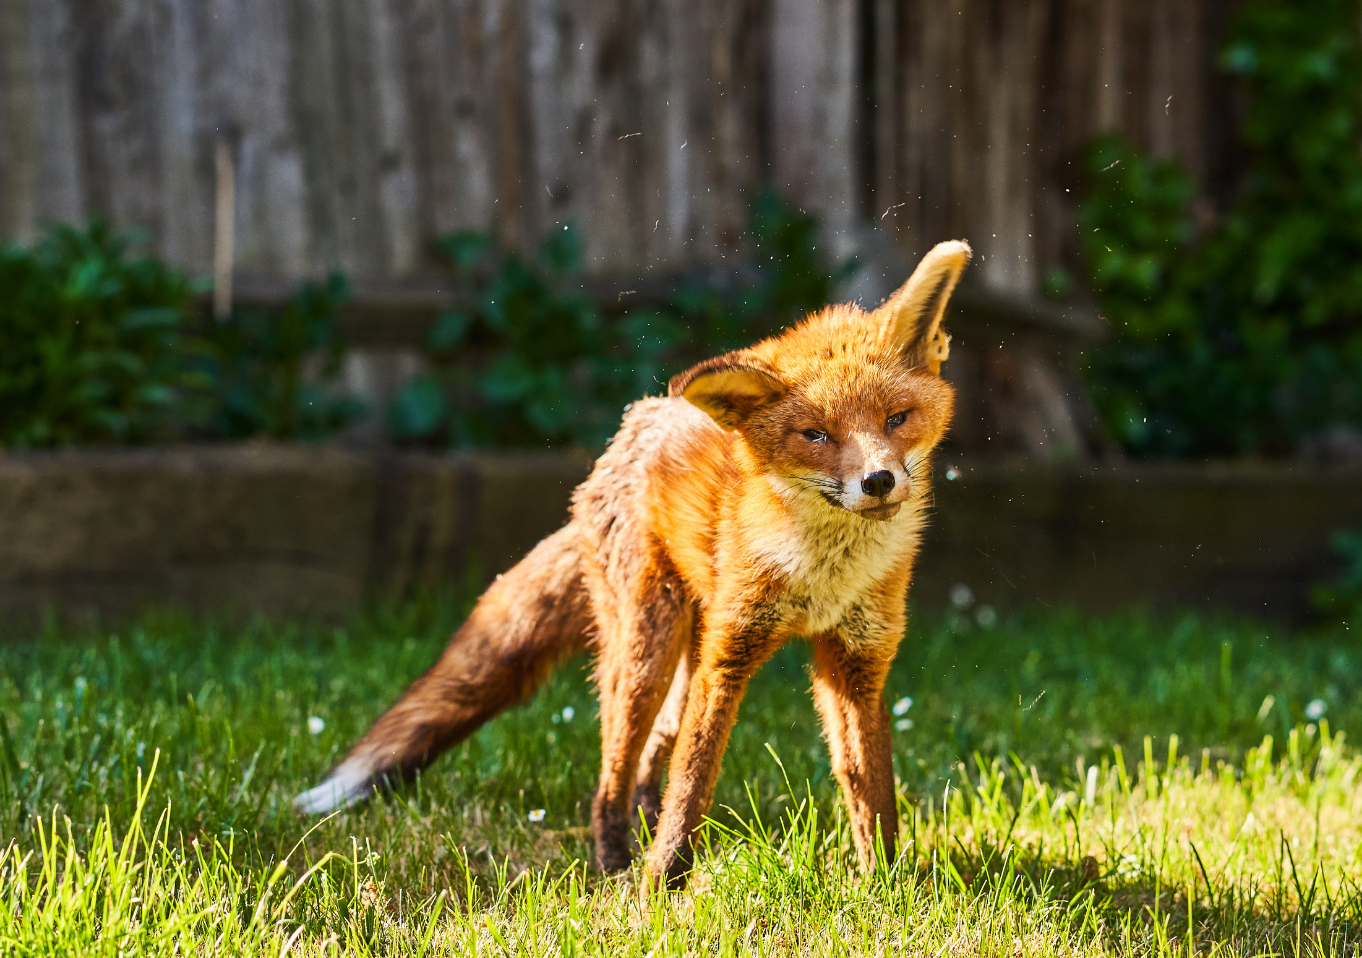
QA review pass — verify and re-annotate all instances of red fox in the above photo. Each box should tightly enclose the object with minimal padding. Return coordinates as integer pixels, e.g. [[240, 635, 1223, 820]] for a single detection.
[[295, 240, 972, 887]]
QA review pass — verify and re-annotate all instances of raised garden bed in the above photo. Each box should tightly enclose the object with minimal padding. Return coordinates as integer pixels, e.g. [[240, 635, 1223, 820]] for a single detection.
[[0, 445, 1357, 624]]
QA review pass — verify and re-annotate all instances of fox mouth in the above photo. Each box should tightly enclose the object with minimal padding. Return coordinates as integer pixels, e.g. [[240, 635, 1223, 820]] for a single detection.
[[815, 489, 902, 521]]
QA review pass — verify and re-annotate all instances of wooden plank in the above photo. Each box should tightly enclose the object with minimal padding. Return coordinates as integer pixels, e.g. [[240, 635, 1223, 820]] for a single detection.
[[25, 0, 86, 228], [157, 0, 212, 274], [870, 0, 897, 222], [364, 0, 422, 273], [228, 0, 312, 278], [0, 0, 36, 242]]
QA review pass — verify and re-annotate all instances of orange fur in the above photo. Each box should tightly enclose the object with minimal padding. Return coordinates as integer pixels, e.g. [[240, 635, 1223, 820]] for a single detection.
[[294, 240, 973, 889]]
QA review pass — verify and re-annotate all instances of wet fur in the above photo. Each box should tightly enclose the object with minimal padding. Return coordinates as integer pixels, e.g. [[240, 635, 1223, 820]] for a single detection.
[[295, 240, 973, 889]]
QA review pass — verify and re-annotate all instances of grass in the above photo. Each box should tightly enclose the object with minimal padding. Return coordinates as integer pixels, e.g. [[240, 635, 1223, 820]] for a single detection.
[[3, 595, 1362, 955]]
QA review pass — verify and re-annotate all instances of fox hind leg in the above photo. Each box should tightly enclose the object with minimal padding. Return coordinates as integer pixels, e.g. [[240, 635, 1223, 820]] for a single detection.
[[631, 645, 693, 835], [590, 575, 692, 873]]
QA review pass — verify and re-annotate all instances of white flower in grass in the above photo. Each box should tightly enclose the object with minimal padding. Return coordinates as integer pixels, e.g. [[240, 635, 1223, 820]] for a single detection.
[[1306, 698, 1327, 721], [561, 706, 575, 723], [975, 604, 998, 629], [895, 719, 914, 732], [307, 716, 325, 735], [528, 809, 546, 823], [949, 583, 975, 609], [892, 697, 913, 716]]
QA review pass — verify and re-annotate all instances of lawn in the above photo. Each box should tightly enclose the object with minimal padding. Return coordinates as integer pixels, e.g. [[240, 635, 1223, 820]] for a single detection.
[[3, 595, 1361, 955]]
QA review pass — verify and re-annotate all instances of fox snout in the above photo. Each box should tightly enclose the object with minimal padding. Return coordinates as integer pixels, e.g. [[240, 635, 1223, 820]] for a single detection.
[[847, 468, 907, 517], [815, 459, 911, 519], [854, 470, 901, 520], [860, 470, 895, 498], [832, 428, 912, 512]]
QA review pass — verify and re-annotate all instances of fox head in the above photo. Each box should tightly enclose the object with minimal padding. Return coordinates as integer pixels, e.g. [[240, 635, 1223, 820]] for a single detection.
[[670, 240, 970, 521]]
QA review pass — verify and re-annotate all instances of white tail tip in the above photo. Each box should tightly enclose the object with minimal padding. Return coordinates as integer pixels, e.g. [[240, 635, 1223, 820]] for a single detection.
[[292, 759, 374, 815]]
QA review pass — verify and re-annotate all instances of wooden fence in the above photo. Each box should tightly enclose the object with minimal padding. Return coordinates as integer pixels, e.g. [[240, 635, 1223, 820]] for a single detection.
[[0, 0, 1240, 297]]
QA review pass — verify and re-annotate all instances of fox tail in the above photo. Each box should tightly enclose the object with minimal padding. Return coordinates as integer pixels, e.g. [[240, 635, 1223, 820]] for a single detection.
[[293, 523, 592, 814]]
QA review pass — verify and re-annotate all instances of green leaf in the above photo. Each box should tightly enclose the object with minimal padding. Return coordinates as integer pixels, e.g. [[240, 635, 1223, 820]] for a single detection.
[[479, 356, 536, 405], [428, 312, 471, 352], [538, 222, 584, 277], [119, 307, 183, 332], [387, 376, 448, 440], [436, 232, 495, 273]]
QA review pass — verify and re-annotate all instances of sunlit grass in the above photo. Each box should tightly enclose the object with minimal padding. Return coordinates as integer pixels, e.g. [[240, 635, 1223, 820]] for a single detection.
[[3, 599, 1361, 955]]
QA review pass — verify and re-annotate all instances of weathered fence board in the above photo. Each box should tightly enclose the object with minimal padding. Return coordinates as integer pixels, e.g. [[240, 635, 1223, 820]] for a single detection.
[[1, 0, 1240, 295]]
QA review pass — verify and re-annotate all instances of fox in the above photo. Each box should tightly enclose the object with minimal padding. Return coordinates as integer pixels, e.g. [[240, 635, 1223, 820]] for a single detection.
[[294, 239, 972, 888]]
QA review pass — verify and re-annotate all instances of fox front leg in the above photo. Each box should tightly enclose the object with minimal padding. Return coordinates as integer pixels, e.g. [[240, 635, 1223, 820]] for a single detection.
[[809, 632, 899, 871]]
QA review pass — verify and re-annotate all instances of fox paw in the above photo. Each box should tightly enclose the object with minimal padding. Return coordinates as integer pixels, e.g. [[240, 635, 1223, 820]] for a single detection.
[[631, 783, 662, 833]]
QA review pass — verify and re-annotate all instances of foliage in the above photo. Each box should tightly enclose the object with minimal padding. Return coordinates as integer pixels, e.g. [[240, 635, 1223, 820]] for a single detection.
[[3, 603, 1362, 953], [389, 226, 635, 449], [390, 189, 856, 451], [202, 274, 365, 440], [1078, 0, 1362, 457], [1312, 529, 1362, 627], [0, 219, 208, 447], [0, 220, 365, 446], [662, 187, 860, 355]]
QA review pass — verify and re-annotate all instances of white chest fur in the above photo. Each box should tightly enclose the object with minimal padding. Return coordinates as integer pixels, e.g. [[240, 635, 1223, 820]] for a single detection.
[[751, 480, 921, 637]]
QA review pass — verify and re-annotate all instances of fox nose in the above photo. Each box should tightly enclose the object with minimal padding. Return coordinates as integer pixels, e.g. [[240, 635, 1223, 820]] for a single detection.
[[860, 470, 895, 498]]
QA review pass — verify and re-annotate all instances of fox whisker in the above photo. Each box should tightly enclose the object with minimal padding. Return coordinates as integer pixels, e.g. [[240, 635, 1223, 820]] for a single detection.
[[783, 473, 841, 492]]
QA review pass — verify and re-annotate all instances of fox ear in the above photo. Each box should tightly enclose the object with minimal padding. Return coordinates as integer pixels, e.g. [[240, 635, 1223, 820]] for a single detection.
[[669, 353, 787, 430], [879, 239, 972, 375]]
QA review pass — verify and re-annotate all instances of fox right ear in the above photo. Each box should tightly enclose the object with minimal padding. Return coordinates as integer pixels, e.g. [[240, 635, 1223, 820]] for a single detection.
[[669, 354, 787, 431]]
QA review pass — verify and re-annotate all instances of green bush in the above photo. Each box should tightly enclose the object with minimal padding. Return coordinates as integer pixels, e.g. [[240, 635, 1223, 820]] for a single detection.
[[1078, 0, 1362, 458], [201, 273, 365, 440], [0, 220, 364, 446], [0, 220, 208, 447], [391, 188, 856, 450], [388, 225, 642, 449], [662, 187, 859, 355]]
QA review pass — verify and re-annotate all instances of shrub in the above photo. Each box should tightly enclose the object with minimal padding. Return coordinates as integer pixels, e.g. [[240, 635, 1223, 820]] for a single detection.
[[662, 187, 860, 355], [0, 220, 365, 446], [1078, 0, 1362, 458], [388, 225, 639, 449], [390, 188, 856, 451], [0, 220, 207, 447], [201, 273, 365, 440]]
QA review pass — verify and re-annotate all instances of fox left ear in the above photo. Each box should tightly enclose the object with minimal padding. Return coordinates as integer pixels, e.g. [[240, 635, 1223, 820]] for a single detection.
[[669, 353, 787, 431], [878, 239, 972, 375]]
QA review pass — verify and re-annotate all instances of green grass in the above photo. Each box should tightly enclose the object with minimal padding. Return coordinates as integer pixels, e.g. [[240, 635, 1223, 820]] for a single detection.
[[3, 597, 1362, 955]]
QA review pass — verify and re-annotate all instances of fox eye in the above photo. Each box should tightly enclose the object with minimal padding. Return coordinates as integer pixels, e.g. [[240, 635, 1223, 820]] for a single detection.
[[800, 428, 828, 442], [886, 411, 909, 429]]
